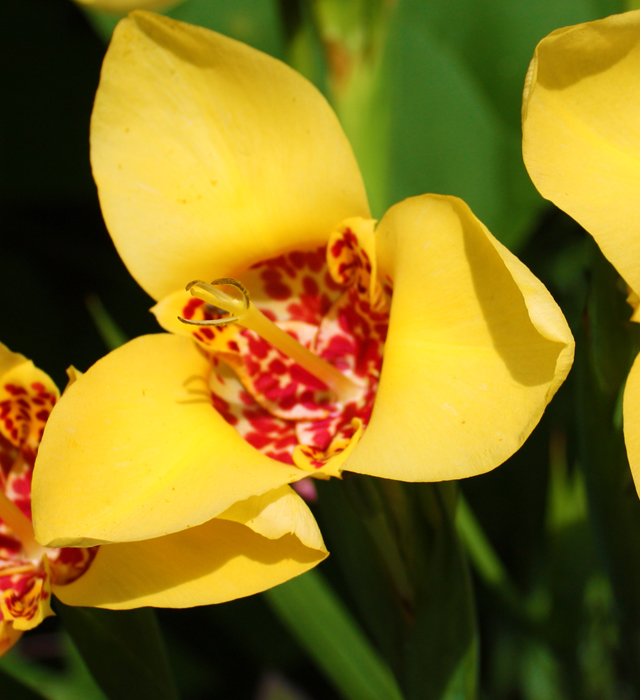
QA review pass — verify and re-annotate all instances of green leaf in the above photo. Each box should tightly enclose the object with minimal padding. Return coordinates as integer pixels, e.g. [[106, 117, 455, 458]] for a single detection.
[[319, 0, 623, 250], [316, 478, 478, 700], [577, 245, 640, 689], [263, 568, 405, 700], [82, 0, 285, 58], [0, 667, 49, 700], [170, 0, 284, 58], [402, 483, 478, 700], [0, 634, 107, 700], [53, 602, 179, 700], [85, 295, 129, 351]]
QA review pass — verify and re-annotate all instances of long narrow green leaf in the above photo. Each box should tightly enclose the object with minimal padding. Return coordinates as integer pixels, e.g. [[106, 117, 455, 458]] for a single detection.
[[0, 667, 49, 700], [264, 569, 405, 700], [0, 635, 106, 700], [85, 295, 129, 351], [54, 603, 179, 700]]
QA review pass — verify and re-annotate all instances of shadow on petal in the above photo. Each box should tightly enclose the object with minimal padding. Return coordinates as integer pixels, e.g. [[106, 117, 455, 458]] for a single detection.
[[534, 15, 640, 91], [54, 519, 324, 609], [462, 216, 566, 388]]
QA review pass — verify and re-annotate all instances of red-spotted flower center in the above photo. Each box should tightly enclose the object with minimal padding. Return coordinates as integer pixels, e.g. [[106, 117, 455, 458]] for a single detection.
[[177, 221, 391, 474], [0, 379, 96, 632]]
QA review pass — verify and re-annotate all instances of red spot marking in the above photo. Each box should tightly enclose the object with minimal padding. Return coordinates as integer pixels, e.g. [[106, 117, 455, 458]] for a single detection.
[[261, 269, 281, 284], [57, 547, 85, 566], [268, 359, 287, 375], [245, 432, 272, 449], [330, 240, 344, 258], [0, 534, 21, 551], [290, 365, 327, 390], [275, 434, 298, 449], [242, 408, 264, 421], [12, 475, 31, 496], [4, 385, 27, 396], [228, 340, 240, 352], [254, 374, 279, 395], [31, 383, 46, 393], [324, 272, 342, 291], [15, 499, 31, 519], [211, 394, 238, 426], [249, 417, 282, 433], [239, 391, 254, 406], [246, 334, 270, 360], [303, 276, 319, 296], [182, 297, 204, 319], [266, 451, 295, 465], [35, 410, 50, 422], [290, 252, 305, 269], [307, 250, 325, 272], [278, 395, 297, 411], [245, 357, 261, 377], [265, 282, 293, 300], [322, 335, 355, 362], [262, 308, 277, 322], [343, 229, 357, 245]]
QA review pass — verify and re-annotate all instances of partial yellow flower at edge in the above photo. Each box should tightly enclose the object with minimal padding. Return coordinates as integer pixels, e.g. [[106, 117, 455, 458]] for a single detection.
[[522, 10, 640, 294], [522, 10, 640, 491], [33, 12, 573, 558], [0, 344, 96, 655]]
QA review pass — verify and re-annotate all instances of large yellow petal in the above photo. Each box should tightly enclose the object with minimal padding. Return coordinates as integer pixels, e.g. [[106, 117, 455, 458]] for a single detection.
[[91, 11, 369, 301], [33, 334, 305, 548], [623, 353, 640, 494], [522, 11, 640, 292], [52, 499, 326, 608], [344, 195, 574, 481]]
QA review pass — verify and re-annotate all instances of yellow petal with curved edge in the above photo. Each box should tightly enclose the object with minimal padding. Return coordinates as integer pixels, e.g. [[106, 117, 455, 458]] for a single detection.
[[53, 516, 326, 609], [0, 343, 28, 378], [0, 344, 58, 401], [91, 11, 369, 301], [623, 353, 640, 494], [344, 195, 574, 481], [33, 334, 305, 548], [522, 11, 640, 293], [214, 484, 325, 551]]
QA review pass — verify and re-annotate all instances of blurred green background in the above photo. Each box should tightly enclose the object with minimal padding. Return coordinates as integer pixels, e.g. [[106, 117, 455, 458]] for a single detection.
[[3, 1, 640, 699]]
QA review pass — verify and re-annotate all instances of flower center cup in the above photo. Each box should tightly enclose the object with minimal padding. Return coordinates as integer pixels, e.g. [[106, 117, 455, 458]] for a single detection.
[[176, 220, 391, 475]]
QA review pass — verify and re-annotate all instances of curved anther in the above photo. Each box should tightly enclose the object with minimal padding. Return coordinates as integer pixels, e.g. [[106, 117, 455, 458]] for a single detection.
[[178, 278, 250, 328]]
